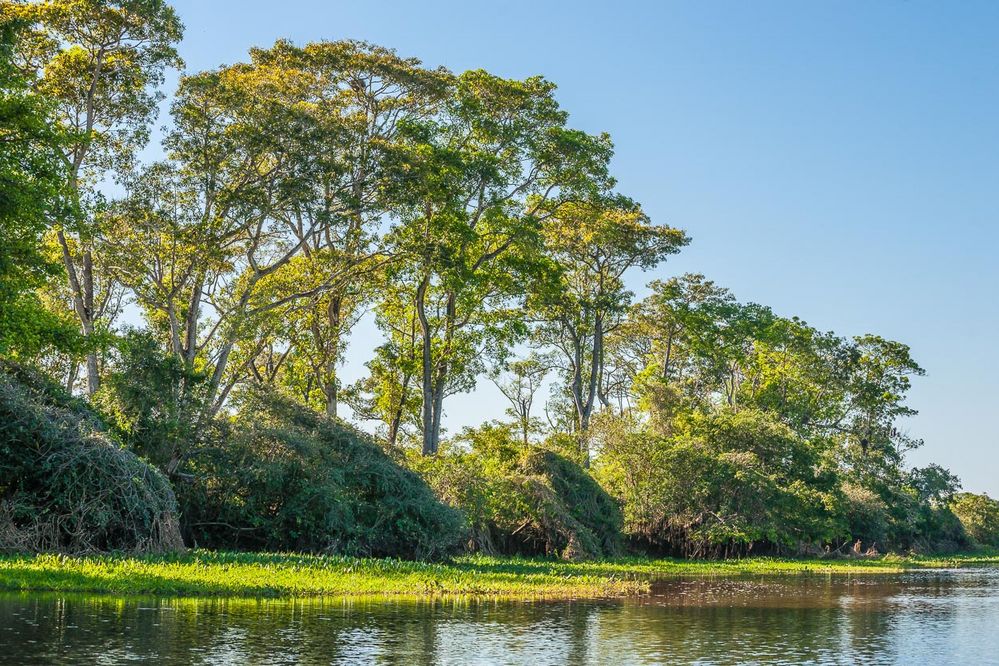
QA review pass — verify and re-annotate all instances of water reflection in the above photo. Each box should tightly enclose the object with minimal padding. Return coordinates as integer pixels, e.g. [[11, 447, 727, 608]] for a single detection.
[[1, 569, 997, 664]]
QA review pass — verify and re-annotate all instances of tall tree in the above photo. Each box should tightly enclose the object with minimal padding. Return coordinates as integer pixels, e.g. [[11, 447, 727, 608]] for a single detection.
[[532, 199, 687, 464], [385, 70, 614, 455], [11, 0, 182, 393], [491, 354, 551, 447], [104, 40, 448, 419], [0, 6, 74, 356], [236, 40, 450, 417]]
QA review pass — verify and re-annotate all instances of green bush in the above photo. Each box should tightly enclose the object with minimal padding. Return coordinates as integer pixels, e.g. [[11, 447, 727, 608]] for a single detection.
[[842, 465, 969, 554], [595, 409, 844, 557], [411, 423, 623, 560], [179, 388, 462, 560], [840, 482, 890, 549], [0, 361, 183, 553], [95, 331, 210, 475], [950, 492, 999, 547]]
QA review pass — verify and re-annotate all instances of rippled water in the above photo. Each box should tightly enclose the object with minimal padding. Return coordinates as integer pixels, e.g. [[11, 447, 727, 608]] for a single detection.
[[2, 568, 998, 664]]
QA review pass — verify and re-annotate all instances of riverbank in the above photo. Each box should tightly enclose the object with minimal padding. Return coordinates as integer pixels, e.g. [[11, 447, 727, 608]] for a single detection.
[[1, 550, 996, 599]]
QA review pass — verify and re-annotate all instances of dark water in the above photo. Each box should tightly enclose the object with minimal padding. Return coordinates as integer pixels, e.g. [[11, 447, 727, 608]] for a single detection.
[[2, 569, 998, 665]]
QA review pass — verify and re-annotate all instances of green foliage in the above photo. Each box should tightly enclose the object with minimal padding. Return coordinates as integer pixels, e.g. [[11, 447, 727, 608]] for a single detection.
[[840, 482, 890, 548], [531, 201, 688, 453], [180, 388, 462, 560], [950, 493, 999, 548], [0, 360, 182, 553], [94, 330, 210, 474], [839, 466, 967, 554], [411, 423, 622, 560], [595, 409, 843, 557], [0, 7, 77, 356], [0, 1, 974, 566], [382, 68, 617, 455], [3, 550, 997, 599]]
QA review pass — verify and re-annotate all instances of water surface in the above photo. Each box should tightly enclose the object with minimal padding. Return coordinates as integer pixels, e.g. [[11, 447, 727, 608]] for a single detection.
[[2, 568, 998, 664]]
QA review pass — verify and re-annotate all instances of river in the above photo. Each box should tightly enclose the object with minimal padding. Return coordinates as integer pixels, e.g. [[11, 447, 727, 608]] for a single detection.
[[1, 568, 998, 664]]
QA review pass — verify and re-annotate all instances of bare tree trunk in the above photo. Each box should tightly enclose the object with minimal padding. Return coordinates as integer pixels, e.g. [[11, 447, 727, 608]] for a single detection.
[[65, 360, 79, 393], [416, 277, 436, 456], [387, 414, 401, 448], [183, 275, 204, 367], [58, 231, 101, 395], [324, 295, 342, 418], [570, 332, 584, 430]]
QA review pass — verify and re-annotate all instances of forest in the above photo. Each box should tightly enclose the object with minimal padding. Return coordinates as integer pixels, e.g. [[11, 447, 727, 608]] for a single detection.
[[3, 0, 998, 563]]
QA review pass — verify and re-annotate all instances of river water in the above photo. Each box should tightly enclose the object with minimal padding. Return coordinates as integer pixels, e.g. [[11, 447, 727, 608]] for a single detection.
[[1, 568, 998, 664]]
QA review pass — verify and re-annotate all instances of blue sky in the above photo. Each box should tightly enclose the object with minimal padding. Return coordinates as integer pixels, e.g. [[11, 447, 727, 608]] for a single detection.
[[155, 1, 999, 494]]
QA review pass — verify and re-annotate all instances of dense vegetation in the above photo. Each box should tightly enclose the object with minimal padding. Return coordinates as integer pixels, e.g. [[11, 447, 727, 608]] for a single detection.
[[0, 361, 182, 552], [1, 0, 995, 564]]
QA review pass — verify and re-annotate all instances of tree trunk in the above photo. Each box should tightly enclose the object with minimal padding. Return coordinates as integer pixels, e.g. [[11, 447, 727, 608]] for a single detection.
[[430, 380, 445, 454], [323, 295, 343, 418], [58, 231, 101, 395], [387, 414, 400, 448], [325, 381, 337, 418], [65, 361, 79, 393], [416, 277, 436, 455]]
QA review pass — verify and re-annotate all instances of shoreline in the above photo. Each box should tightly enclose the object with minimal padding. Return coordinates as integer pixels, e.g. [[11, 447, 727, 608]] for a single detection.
[[1, 550, 997, 600]]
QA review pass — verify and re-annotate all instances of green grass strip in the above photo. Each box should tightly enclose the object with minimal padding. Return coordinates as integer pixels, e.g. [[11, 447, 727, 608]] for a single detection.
[[0, 550, 996, 599]]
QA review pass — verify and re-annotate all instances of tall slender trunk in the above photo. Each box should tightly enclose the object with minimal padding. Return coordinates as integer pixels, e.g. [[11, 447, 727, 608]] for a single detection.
[[570, 332, 584, 429], [183, 275, 204, 367], [323, 295, 342, 418], [58, 229, 100, 395], [584, 317, 605, 467], [662, 330, 674, 381], [65, 361, 79, 393], [62, 50, 105, 396], [387, 413, 401, 448], [416, 276, 436, 455], [84, 325, 99, 394]]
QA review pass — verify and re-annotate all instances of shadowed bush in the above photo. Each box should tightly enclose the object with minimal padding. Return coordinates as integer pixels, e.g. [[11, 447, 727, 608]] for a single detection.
[[949, 492, 999, 548], [180, 388, 463, 560], [0, 361, 183, 554], [595, 409, 846, 558], [411, 423, 623, 560]]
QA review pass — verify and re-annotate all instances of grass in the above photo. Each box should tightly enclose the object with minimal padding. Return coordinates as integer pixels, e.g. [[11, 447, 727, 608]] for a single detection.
[[0, 550, 996, 600]]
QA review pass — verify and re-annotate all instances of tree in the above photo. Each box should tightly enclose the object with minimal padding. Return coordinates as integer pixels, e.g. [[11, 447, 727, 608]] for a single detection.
[[491, 354, 551, 447], [384, 69, 614, 455], [11, 0, 183, 393], [595, 408, 841, 557], [532, 200, 687, 464], [235, 40, 450, 418], [105, 40, 447, 419], [620, 274, 741, 426], [0, 6, 76, 356], [950, 492, 999, 547]]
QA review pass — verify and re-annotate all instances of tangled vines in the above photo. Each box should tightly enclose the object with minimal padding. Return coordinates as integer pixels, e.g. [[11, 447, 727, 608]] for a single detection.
[[0, 362, 184, 554]]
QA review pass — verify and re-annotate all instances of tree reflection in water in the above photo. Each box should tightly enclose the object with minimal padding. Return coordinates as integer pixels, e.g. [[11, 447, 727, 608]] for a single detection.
[[1, 569, 997, 664]]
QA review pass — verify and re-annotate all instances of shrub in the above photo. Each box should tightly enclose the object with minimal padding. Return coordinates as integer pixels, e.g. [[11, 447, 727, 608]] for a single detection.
[[95, 331, 210, 475], [411, 423, 623, 560], [180, 388, 462, 560], [0, 361, 183, 553], [595, 409, 844, 557], [950, 492, 999, 547], [840, 482, 890, 549]]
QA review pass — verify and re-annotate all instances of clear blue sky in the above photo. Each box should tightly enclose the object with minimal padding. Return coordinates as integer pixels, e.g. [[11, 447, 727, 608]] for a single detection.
[[157, 0, 999, 494]]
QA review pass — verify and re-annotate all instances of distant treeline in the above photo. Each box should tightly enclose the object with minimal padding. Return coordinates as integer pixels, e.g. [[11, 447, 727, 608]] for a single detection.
[[2, 1, 997, 559]]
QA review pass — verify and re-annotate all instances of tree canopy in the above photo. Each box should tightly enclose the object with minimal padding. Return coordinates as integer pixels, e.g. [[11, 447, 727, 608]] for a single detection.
[[0, 0, 977, 561]]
